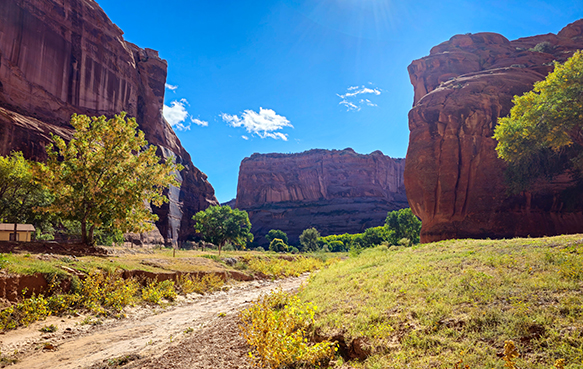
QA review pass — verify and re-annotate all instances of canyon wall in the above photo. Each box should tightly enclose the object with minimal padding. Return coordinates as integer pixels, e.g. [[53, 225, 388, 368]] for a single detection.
[[235, 148, 408, 245], [405, 19, 583, 242], [0, 0, 218, 244]]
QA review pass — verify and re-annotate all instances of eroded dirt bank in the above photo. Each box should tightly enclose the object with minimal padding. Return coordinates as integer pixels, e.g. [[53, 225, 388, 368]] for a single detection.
[[1, 274, 308, 369]]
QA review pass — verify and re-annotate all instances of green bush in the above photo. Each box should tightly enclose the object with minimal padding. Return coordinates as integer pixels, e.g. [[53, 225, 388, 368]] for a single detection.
[[222, 244, 235, 252], [265, 229, 288, 245], [269, 238, 288, 253], [530, 41, 554, 53]]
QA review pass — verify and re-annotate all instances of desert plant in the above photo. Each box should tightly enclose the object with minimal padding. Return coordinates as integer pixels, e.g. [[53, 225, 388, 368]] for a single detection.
[[141, 280, 177, 304], [239, 289, 336, 368]]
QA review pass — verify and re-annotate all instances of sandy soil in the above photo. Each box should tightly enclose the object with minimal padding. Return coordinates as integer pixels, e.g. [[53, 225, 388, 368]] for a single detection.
[[0, 274, 308, 369]]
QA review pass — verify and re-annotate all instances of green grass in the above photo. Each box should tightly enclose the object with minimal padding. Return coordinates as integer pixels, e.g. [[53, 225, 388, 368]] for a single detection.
[[299, 235, 583, 368]]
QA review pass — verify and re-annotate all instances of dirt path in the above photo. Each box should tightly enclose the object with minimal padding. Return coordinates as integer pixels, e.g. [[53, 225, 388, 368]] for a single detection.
[[0, 274, 308, 369]]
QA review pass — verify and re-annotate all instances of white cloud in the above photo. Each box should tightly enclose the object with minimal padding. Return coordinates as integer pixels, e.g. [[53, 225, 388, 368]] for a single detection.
[[339, 100, 360, 111], [165, 83, 178, 92], [163, 98, 209, 131], [242, 135, 249, 140], [362, 99, 377, 107], [337, 85, 382, 111], [221, 107, 292, 141], [163, 99, 191, 131], [191, 117, 208, 127]]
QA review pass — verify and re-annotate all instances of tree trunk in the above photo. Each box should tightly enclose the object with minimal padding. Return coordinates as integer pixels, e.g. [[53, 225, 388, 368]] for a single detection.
[[81, 220, 87, 244], [88, 225, 95, 246], [12, 222, 18, 242]]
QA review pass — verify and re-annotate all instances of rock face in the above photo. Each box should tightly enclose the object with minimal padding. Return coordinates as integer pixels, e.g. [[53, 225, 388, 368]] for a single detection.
[[235, 148, 408, 245], [405, 19, 583, 242], [0, 0, 218, 244]]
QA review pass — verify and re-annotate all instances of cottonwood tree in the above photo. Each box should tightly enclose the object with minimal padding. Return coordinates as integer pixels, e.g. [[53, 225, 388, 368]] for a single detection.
[[193, 205, 253, 256], [0, 152, 51, 240], [299, 227, 320, 252], [38, 113, 181, 245], [385, 208, 422, 245], [494, 50, 583, 191]]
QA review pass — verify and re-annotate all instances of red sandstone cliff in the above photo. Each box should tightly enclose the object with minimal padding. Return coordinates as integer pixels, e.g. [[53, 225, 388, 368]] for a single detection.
[[405, 19, 583, 242], [235, 148, 408, 245], [0, 0, 218, 244]]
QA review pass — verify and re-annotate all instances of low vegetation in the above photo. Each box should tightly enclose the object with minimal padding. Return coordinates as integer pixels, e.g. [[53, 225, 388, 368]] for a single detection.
[[242, 254, 339, 278], [0, 248, 328, 332], [294, 235, 583, 368], [240, 289, 337, 368], [317, 208, 422, 252]]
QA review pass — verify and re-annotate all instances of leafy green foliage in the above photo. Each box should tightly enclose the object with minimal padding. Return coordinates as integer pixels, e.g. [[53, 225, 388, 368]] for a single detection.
[[385, 208, 422, 245], [0, 152, 53, 237], [38, 113, 181, 244], [299, 227, 320, 252], [268, 238, 288, 253], [265, 229, 288, 245], [193, 205, 253, 256], [494, 51, 583, 190]]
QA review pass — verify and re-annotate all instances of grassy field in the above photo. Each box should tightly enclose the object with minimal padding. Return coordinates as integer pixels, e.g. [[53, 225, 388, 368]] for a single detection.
[[299, 235, 583, 368], [0, 248, 334, 334], [0, 247, 336, 278]]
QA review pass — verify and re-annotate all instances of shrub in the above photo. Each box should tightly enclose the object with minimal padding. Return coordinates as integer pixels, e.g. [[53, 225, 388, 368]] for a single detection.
[[176, 273, 224, 295], [255, 246, 265, 252], [269, 238, 288, 253], [530, 41, 554, 53], [141, 280, 177, 304], [329, 240, 345, 252], [239, 289, 336, 368], [222, 244, 235, 252], [81, 270, 139, 313]]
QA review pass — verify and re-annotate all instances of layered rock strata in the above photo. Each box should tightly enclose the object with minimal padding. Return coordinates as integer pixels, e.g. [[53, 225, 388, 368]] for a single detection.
[[405, 19, 583, 242], [235, 148, 408, 245], [0, 0, 218, 244]]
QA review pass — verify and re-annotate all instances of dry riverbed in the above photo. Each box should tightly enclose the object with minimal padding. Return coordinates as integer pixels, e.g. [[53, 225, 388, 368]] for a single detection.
[[0, 274, 308, 369]]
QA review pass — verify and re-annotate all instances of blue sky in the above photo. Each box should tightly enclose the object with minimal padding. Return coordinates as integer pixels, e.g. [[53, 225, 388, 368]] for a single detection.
[[96, 0, 583, 203]]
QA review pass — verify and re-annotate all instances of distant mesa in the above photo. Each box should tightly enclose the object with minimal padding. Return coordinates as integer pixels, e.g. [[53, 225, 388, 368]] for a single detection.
[[234, 148, 409, 245], [0, 0, 218, 245], [405, 19, 583, 242]]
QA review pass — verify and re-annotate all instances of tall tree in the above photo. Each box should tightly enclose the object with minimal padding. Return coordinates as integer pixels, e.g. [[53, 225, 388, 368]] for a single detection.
[[299, 227, 320, 252], [38, 113, 181, 245], [0, 152, 51, 240], [385, 208, 422, 245], [494, 50, 583, 189], [193, 205, 253, 256]]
